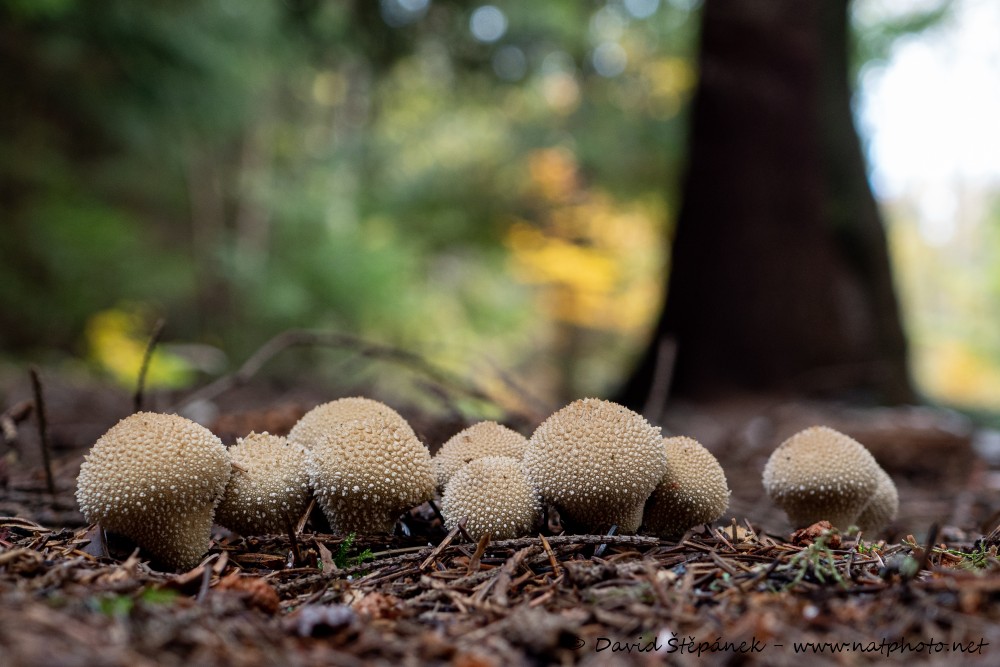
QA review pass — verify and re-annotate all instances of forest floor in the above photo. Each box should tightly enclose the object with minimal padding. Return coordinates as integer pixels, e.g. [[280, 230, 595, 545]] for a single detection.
[[2, 369, 1000, 666]]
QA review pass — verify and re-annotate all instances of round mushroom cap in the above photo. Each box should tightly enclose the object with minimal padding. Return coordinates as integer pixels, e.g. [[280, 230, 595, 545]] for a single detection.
[[434, 421, 528, 489], [76, 412, 231, 570], [441, 456, 541, 540], [643, 436, 730, 538], [855, 465, 898, 534], [523, 398, 666, 533], [762, 426, 880, 530], [288, 397, 414, 450], [214, 432, 311, 535], [307, 415, 436, 534]]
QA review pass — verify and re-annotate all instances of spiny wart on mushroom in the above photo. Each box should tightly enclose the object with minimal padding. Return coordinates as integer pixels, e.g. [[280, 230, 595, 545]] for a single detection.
[[523, 398, 665, 534], [441, 456, 541, 540], [214, 432, 311, 535], [433, 421, 528, 489], [75, 412, 231, 570], [643, 436, 730, 539], [307, 415, 436, 534]]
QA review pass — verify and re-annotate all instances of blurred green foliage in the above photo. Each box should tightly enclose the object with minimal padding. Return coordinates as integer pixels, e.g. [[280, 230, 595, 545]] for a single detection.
[[2, 0, 961, 406], [1, 0, 698, 401]]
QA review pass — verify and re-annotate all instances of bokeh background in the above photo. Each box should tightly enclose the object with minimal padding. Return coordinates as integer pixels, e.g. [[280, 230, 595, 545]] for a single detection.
[[2, 0, 998, 419]]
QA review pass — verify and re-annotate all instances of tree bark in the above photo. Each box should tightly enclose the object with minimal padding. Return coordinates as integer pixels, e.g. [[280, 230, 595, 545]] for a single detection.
[[617, 0, 915, 412]]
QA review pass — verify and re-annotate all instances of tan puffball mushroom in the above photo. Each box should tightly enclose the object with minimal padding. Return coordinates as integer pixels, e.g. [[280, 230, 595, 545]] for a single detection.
[[288, 397, 414, 450], [307, 415, 436, 534], [524, 398, 666, 533], [433, 421, 528, 489], [76, 412, 230, 570], [855, 465, 898, 534], [642, 436, 730, 538], [441, 456, 541, 540], [762, 426, 881, 530], [214, 432, 311, 535]]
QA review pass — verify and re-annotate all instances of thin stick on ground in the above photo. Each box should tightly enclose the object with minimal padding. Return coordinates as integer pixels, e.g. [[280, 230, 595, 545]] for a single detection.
[[420, 521, 464, 571], [283, 512, 302, 567], [133, 318, 166, 414], [28, 367, 55, 497], [428, 499, 475, 543], [539, 533, 562, 578]]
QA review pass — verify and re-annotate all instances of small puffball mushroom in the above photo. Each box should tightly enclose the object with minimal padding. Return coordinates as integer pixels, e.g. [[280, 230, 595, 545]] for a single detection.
[[76, 412, 230, 570], [855, 465, 898, 534], [288, 397, 414, 450], [524, 398, 666, 533], [214, 432, 311, 535], [642, 436, 730, 538], [762, 426, 881, 530], [433, 421, 528, 488], [307, 415, 436, 534], [441, 456, 541, 540]]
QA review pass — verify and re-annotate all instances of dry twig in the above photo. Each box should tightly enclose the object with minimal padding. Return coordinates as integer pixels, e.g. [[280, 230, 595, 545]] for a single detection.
[[133, 318, 166, 414], [28, 367, 55, 497]]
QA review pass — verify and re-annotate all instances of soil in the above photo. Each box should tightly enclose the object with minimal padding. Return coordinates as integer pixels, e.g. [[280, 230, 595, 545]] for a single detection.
[[3, 371, 1000, 666]]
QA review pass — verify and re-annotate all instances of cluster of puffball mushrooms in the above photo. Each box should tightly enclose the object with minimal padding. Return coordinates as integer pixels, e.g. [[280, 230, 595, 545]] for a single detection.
[[75, 397, 897, 571]]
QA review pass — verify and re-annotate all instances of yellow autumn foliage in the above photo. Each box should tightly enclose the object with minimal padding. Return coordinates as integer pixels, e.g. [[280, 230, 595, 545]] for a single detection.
[[505, 148, 665, 334], [85, 307, 194, 390]]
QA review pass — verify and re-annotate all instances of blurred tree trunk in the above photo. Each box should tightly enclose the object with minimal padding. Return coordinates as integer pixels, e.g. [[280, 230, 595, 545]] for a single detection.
[[618, 0, 915, 414]]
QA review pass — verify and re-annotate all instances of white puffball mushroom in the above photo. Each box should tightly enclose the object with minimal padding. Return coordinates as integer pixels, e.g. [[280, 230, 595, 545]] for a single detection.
[[643, 436, 730, 538], [433, 421, 528, 489], [524, 398, 666, 533], [288, 397, 415, 450], [214, 432, 311, 535], [76, 412, 231, 570], [855, 465, 899, 534], [441, 456, 541, 540], [762, 426, 881, 530], [307, 415, 436, 534]]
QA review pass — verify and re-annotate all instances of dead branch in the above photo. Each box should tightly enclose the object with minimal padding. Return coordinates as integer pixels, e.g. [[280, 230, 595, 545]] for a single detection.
[[28, 367, 55, 497], [172, 329, 503, 415], [133, 318, 166, 413]]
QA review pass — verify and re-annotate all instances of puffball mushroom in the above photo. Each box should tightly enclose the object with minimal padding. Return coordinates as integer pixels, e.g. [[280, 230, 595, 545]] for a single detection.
[[307, 415, 436, 534], [524, 398, 666, 533], [441, 456, 541, 540], [288, 397, 415, 450], [433, 421, 528, 489], [214, 432, 311, 535], [762, 426, 881, 530], [855, 465, 899, 534], [76, 412, 231, 570], [642, 436, 730, 538]]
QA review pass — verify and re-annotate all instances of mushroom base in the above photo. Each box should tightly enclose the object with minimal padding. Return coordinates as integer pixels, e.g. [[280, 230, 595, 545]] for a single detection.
[[642, 491, 727, 539], [559, 503, 645, 535], [103, 504, 215, 571], [782, 509, 860, 532], [316, 498, 408, 536]]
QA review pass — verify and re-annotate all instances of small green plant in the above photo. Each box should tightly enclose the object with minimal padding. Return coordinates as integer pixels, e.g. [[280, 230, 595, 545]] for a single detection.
[[354, 547, 374, 567], [139, 587, 179, 605], [332, 533, 375, 569], [781, 533, 847, 589], [854, 537, 885, 556], [924, 541, 999, 570], [92, 594, 133, 617], [91, 587, 179, 617]]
